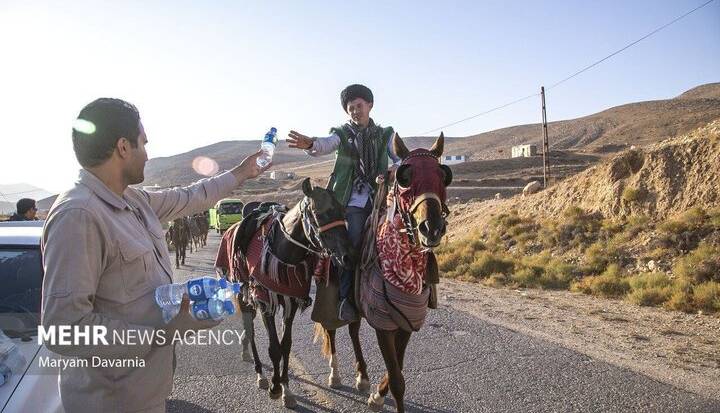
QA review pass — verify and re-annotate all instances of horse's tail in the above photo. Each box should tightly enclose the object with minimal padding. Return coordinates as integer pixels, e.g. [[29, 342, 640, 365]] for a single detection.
[[312, 323, 332, 359]]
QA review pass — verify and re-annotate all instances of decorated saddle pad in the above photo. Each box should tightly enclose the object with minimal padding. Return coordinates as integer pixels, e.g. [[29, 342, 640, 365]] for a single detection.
[[244, 218, 313, 303], [360, 261, 430, 333]]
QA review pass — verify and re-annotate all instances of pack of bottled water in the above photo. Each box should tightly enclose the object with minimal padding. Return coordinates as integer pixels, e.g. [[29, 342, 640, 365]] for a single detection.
[[155, 276, 241, 323]]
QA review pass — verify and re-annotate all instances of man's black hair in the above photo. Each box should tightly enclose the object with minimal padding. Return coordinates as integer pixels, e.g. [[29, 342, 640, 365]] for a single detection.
[[16, 198, 36, 215], [72, 98, 140, 167], [340, 84, 373, 111]]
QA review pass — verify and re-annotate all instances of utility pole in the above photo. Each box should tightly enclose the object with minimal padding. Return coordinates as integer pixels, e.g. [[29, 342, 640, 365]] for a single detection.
[[540, 86, 550, 188]]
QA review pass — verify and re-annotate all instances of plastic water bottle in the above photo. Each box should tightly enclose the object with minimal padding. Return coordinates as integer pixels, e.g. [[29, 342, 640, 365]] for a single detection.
[[192, 298, 236, 321], [256, 127, 278, 168], [155, 276, 229, 307], [215, 282, 242, 300]]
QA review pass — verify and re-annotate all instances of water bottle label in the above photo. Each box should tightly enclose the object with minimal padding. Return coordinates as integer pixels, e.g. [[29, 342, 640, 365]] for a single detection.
[[192, 302, 211, 320], [187, 279, 205, 300], [195, 309, 210, 320]]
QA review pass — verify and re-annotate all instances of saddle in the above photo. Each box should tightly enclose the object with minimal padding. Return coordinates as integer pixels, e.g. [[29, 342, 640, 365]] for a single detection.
[[233, 202, 283, 256]]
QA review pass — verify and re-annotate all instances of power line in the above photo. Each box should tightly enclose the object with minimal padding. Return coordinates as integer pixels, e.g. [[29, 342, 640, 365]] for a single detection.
[[547, 0, 716, 90], [415, 0, 717, 136], [417, 92, 539, 135]]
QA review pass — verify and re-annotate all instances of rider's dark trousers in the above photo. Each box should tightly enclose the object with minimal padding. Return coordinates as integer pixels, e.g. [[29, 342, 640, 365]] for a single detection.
[[340, 203, 372, 301]]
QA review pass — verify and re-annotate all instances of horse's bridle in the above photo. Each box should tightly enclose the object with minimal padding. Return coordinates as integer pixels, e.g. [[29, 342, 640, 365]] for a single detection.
[[278, 197, 347, 260], [392, 154, 450, 247]]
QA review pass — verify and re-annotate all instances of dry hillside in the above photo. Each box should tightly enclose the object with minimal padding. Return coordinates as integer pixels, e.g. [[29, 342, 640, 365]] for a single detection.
[[143, 83, 720, 188], [449, 118, 720, 238]]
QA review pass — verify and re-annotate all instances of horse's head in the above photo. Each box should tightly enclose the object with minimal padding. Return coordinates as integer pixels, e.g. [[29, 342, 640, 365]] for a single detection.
[[300, 178, 353, 269], [392, 133, 452, 248]]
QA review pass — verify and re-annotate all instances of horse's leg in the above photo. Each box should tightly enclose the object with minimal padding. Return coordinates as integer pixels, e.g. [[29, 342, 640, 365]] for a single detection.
[[239, 303, 255, 361], [369, 329, 406, 413], [349, 320, 370, 391], [261, 311, 283, 400], [174, 246, 180, 269], [241, 304, 267, 389], [326, 329, 342, 388], [368, 328, 412, 401], [279, 301, 298, 409]]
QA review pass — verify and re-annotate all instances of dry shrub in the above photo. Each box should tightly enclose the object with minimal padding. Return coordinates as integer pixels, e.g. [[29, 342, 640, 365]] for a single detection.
[[673, 243, 720, 283], [658, 207, 711, 251], [692, 282, 720, 313], [571, 264, 630, 298], [467, 252, 515, 279], [584, 240, 626, 274], [484, 273, 509, 287], [622, 187, 642, 204], [626, 272, 673, 306]]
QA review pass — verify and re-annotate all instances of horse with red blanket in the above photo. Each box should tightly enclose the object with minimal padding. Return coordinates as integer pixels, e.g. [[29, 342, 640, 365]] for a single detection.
[[313, 133, 452, 413]]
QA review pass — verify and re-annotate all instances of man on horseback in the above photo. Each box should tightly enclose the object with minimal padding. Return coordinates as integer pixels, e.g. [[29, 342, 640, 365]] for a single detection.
[[287, 84, 400, 321]]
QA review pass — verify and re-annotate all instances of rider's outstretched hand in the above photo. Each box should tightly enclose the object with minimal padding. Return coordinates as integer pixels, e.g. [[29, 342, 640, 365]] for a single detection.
[[287, 130, 313, 150]]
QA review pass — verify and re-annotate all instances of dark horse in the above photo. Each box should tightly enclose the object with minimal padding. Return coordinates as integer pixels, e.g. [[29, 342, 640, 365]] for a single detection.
[[231, 178, 353, 408], [314, 133, 452, 413], [167, 217, 191, 268]]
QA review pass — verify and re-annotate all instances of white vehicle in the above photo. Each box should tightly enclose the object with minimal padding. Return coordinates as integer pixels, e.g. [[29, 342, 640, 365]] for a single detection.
[[0, 221, 62, 413]]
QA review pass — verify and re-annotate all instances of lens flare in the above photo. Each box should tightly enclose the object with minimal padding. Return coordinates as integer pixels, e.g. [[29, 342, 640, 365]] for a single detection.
[[192, 156, 219, 176], [73, 118, 96, 134]]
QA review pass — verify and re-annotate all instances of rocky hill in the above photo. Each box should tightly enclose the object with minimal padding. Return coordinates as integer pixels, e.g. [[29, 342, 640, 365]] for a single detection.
[[449, 118, 720, 238]]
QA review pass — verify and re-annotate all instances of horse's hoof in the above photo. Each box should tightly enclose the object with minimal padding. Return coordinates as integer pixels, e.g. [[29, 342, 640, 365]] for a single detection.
[[355, 376, 371, 392], [367, 392, 384, 412], [241, 350, 253, 362], [269, 389, 282, 399], [328, 375, 342, 389], [282, 394, 297, 409], [257, 376, 269, 390]]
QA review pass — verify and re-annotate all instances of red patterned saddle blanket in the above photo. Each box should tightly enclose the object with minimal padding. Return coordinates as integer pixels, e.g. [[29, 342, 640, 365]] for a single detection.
[[240, 217, 314, 307]]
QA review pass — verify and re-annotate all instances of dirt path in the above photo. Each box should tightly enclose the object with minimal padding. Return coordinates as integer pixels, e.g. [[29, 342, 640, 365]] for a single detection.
[[439, 278, 720, 400]]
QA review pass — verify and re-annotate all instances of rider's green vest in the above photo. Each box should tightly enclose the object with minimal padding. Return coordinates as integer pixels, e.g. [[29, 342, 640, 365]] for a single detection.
[[327, 125, 395, 206]]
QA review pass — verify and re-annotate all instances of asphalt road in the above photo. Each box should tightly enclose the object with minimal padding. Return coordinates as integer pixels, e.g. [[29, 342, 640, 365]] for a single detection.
[[167, 233, 720, 413]]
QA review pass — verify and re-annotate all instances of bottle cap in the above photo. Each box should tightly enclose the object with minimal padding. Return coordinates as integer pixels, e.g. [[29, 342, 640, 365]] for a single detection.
[[224, 300, 236, 315]]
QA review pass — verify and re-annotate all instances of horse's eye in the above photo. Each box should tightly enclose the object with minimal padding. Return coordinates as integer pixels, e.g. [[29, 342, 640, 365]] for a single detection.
[[396, 164, 412, 188]]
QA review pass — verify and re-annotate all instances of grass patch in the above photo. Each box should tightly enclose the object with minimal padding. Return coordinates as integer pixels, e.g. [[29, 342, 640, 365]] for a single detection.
[[626, 272, 673, 306], [571, 264, 630, 298], [692, 282, 720, 313], [673, 243, 720, 283], [622, 187, 642, 203]]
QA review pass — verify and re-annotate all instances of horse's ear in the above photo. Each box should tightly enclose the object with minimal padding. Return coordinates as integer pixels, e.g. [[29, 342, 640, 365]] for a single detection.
[[302, 177, 313, 197], [430, 132, 444, 158], [393, 132, 410, 160]]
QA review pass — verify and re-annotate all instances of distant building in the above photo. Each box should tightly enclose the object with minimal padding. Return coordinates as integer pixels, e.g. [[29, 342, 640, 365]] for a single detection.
[[441, 155, 467, 165], [511, 144, 537, 158], [270, 171, 296, 180]]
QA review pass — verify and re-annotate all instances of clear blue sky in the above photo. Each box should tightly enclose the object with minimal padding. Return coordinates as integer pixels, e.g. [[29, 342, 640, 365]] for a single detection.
[[1, 0, 718, 192]]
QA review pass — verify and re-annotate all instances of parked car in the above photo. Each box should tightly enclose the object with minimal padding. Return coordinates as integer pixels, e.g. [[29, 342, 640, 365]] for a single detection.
[[0, 221, 62, 413]]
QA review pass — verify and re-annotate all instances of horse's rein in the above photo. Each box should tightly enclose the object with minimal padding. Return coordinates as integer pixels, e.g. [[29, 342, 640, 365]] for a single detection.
[[277, 198, 346, 258]]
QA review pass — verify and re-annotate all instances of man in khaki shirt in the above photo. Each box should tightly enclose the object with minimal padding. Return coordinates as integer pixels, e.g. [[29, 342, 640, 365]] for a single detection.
[[41, 98, 270, 412]]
